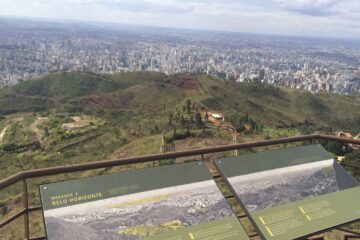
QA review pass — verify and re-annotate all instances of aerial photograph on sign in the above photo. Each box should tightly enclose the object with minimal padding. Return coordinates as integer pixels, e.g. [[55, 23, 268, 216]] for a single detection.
[[227, 159, 342, 212], [43, 179, 234, 240]]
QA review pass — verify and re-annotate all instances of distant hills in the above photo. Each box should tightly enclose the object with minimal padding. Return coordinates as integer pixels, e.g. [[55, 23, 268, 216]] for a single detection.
[[1, 71, 360, 132]]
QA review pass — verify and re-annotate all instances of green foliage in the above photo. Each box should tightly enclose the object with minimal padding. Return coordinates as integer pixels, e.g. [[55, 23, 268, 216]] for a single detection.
[[167, 128, 192, 143], [194, 111, 203, 128], [175, 110, 181, 121], [182, 105, 186, 112], [0, 71, 359, 178], [225, 112, 260, 132], [198, 76, 360, 133], [0, 72, 359, 133], [168, 113, 173, 126], [345, 150, 360, 181], [1, 141, 41, 153], [227, 113, 245, 131], [2, 119, 37, 146], [150, 125, 160, 134], [189, 114, 194, 123], [0, 92, 51, 114], [186, 99, 192, 114], [320, 140, 351, 156], [0, 202, 9, 216], [327, 142, 349, 156], [13, 72, 125, 101], [180, 115, 185, 127]]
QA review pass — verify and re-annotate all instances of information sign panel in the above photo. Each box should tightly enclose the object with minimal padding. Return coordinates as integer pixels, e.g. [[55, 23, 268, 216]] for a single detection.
[[40, 161, 250, 240], [215, 144, 360, 240]]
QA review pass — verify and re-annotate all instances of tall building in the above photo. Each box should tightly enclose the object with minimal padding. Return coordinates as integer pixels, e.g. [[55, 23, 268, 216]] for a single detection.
[[258, 69, 265, 81], [303, 63, 309, 72]]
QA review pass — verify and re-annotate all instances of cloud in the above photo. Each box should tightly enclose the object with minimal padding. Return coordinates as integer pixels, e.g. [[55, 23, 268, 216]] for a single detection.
[[275, 0, 339, 16], [110, 0, 191, 14], [0, 0, 360, 38]]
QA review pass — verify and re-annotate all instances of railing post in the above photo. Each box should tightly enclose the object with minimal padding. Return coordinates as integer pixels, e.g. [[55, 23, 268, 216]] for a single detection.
[[234, 129, 238, 156], [23, 179, 29, 240]]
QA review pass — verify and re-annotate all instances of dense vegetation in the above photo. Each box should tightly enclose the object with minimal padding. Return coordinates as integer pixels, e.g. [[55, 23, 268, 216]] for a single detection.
[[1, 71, 360, 132]]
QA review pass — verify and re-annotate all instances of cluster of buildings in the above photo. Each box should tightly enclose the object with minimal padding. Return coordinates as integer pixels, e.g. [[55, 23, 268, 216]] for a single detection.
[[0, 21, 359, 94], [239, 65, 360, 95]]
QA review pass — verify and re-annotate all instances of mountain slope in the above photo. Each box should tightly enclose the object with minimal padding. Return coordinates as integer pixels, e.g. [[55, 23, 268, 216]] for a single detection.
[[1, 72, 359, 132], [13, 72, 128, 100], [196, 74, 360, 131]]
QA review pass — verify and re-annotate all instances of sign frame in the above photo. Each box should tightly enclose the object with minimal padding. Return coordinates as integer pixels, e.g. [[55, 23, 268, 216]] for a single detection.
[[214, 144, 360, 240]]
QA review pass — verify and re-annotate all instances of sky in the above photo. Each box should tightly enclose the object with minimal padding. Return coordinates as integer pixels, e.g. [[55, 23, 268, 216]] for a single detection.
[[0, 0, 360, 38]]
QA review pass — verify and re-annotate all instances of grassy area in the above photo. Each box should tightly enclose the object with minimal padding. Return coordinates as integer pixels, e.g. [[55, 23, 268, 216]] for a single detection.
[[109, 134, 162, 159], [0, 72, 359, 132]]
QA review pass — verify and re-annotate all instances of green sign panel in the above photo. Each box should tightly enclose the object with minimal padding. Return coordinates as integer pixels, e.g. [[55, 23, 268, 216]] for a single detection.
[[215, 144, 360, 240], [40, 161, 250, 240]]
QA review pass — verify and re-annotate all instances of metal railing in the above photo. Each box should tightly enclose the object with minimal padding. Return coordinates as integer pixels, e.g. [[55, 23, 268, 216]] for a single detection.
[[0, 134, 359, 240]]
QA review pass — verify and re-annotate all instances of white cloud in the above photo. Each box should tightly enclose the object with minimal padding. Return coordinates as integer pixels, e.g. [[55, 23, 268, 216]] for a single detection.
[[275, 0, 338, 16], [0, 0, 359, 38]]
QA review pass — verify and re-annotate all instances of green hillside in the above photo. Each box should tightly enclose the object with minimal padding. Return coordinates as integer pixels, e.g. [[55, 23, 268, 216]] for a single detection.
[[13, 71, 167, 100], [197, 75, 360, 132], [1, 72, 359, 132]]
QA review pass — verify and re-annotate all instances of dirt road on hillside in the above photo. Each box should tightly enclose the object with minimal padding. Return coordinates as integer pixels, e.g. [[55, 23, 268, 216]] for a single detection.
[[0, 126, 8, 144], [29, 117, 49, 142]]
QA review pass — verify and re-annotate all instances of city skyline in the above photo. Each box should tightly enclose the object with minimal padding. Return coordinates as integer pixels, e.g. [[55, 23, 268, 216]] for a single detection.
[[0, 18, 359, 94], [0, 0, 360, 39]]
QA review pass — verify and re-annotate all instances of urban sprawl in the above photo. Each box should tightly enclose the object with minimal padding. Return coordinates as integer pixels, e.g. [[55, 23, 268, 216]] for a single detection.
[[0, 20, 359, 94]]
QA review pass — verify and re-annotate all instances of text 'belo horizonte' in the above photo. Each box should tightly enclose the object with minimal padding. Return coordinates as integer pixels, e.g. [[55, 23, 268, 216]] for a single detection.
[[51, 192, 102, 206]]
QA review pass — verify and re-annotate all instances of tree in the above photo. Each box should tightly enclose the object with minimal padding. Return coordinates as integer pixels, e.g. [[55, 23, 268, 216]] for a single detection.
[[255, 124, 264, 132], [0, 203, 9, 216], [205, 112, 209, 121], [190, 114, 194, 123], [2, 143, 18, 152], [173, 127, 177, 138], [186, 99, 191, 114], [180, 115, 186, 127], [327, 141, 349, 156], [226, 112, 245, 131], [44, 127, 49, 137], [192, 103, 196, 111], [345, 150, 360, 180], [175, 110, 181, 121], [154, 125, 160, 134], [194, 112, 203, 128], [182, 105, 186, 112], [168, 113, 173, 125], [32, 141, 41, 150], [244, 114, 250, 123]]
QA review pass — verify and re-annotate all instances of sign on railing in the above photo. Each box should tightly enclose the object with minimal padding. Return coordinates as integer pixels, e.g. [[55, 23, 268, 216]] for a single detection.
[[215, 144, 360, 240], [40, 161, 249, 240]]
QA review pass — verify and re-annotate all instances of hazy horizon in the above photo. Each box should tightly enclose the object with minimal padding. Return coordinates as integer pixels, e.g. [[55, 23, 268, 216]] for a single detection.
[[0, 0, 360, 39], [2, 15, 360, 44]]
